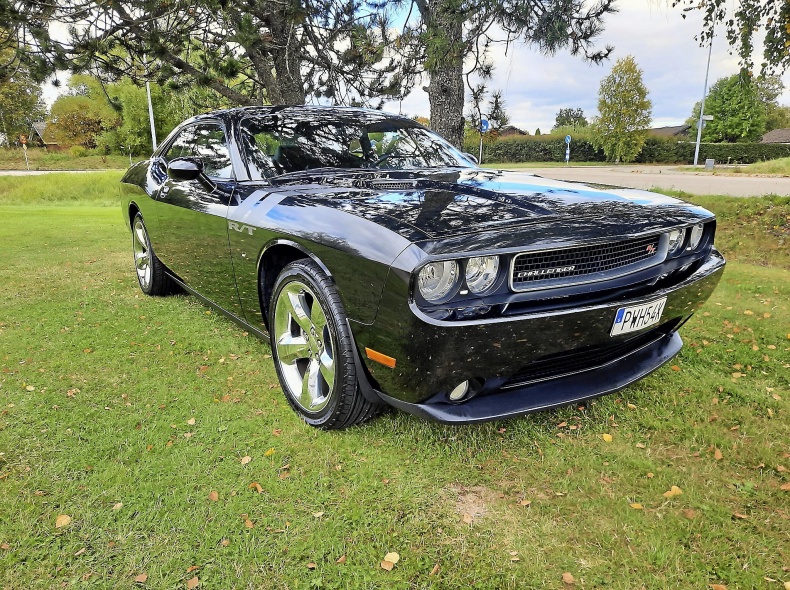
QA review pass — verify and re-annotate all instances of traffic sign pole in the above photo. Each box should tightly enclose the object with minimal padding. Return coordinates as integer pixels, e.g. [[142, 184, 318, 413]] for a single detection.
[[478, 119, 490, 165], [565, 135, 571, 166], [20, 135, 29, 170]]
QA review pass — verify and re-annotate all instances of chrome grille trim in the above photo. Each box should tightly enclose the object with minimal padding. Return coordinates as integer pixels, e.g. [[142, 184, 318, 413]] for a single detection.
[[509, 234, 667, 293]]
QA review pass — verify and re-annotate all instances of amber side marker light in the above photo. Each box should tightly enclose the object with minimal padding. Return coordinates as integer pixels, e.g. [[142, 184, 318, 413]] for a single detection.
[[365, 348, 396, 368]]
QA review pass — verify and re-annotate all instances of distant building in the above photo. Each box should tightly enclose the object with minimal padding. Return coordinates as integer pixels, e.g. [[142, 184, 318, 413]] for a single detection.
[[28, 121, 59, 148], [760, 129, 790, 144], [649, 125, 691, 138], [498, 125, 528, 138]]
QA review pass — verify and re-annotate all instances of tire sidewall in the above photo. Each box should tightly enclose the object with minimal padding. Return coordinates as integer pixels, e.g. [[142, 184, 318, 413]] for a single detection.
[[132, 213, 154, 295]]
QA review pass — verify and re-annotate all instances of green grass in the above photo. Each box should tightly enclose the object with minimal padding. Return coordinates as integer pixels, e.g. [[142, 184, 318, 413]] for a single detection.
[[1, 176, 789, 589], [731, 157, 790, 176], [0, 171, 123, 206], [482, 161, 606, 169], [0, 147, 138, 171]]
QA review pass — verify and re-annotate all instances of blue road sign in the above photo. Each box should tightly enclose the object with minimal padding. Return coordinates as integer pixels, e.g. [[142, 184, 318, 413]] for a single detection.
[[565, 135, 572, 145], [480, 119, 490, 133]]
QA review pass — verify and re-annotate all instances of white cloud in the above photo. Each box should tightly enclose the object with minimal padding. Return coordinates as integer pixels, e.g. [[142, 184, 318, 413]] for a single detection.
[[386, 0, 790, 131]]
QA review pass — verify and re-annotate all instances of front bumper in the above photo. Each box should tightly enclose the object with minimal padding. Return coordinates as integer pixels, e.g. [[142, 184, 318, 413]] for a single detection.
[[353, 249, 725, 423]]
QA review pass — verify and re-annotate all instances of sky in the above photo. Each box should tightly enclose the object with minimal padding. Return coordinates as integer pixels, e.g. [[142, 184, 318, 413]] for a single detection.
[[41, 0, 790, 132], [382, 0, 790, 132]]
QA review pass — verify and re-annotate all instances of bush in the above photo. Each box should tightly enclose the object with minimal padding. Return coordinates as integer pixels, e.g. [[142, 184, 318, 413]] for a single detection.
[[69, 146, 89, 158], [483, 135, 790, 165]]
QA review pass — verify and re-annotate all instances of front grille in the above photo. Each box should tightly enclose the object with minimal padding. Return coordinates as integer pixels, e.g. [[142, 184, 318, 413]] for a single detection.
[[511, 235, 662, 291], [368, 181, 416, 191], [500, 322, 676, 390]]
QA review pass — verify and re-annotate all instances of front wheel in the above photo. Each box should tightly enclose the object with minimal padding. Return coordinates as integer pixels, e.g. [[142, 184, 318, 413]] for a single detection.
[[269, 259, 378, 429], [131, 212, 173, 296]]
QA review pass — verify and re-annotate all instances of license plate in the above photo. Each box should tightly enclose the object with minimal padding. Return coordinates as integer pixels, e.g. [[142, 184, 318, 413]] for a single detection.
[[610, 297, 667, 336]]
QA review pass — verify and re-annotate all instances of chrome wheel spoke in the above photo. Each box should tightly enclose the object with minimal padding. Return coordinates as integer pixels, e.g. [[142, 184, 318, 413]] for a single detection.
[[299, 359, 321, 409], [135, 252, 149, 270], [285, 288, 313, 333], [318, 351, 335, 386], [310, 301, 328, 333], [275, 333, 310, 365]]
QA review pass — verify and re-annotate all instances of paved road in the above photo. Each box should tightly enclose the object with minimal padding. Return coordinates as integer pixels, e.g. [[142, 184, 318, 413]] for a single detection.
[[499, 165, 790, 197]]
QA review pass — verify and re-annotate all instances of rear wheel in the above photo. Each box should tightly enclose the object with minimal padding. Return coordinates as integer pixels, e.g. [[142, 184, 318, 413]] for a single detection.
[[131, 212, 173, 296], [269, 259, 378, 429]]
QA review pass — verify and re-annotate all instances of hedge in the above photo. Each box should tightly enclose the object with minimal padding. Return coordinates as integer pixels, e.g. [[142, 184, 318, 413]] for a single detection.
[[483, 136, 790, 165]]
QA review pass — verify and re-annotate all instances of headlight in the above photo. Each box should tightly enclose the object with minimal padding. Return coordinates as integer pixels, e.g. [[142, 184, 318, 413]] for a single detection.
[[688, 224, 705, 250], [417, 261, 460, 302], [667, 228, 686, 254], [465, 256, 499, 294]]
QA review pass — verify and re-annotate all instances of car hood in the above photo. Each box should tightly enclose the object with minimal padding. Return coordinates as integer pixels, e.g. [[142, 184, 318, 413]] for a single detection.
[[267, 167, 714, 250]]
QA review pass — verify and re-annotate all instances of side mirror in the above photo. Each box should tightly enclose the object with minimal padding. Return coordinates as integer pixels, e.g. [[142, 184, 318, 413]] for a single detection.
[[167, 157, 203, 181], [463, 152, 479, 165]]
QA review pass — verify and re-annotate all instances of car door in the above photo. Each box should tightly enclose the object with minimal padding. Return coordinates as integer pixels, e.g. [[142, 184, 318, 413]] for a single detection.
[[154, 121, 244, 317]]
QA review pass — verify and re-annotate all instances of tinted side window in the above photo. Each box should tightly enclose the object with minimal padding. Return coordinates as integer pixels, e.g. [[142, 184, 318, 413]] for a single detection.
[[192, 124, 234, 179], [164, 127, 195, 162]]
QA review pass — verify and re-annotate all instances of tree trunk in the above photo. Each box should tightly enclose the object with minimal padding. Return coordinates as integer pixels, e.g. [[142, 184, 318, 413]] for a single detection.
[[267, 13, 307, 105], [423, 1, 466, 149]]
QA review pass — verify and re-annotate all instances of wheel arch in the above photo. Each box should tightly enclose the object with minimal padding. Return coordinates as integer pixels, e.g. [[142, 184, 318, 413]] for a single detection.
[[257, 239, 334, 332]]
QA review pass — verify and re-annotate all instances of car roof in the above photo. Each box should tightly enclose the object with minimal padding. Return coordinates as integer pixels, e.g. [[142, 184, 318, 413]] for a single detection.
[[192, 105, 418, 126]]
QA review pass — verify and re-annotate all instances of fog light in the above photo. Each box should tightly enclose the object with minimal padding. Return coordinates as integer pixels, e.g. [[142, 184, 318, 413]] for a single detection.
[[449, 381, 470, 402]]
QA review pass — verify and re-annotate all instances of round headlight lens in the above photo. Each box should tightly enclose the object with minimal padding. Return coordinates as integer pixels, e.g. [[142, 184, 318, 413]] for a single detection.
[[417, 261, 460, 302], [465, 256, 500, 294], [667, 228, 686, 253], [688, 223, 705, 250]]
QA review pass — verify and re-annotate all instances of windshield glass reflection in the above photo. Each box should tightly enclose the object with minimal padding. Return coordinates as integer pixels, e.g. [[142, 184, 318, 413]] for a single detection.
[[240, 111, 473, 179]]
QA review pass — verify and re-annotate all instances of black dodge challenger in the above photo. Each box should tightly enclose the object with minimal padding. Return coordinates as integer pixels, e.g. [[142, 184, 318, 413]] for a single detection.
[[121, 106, 725, 428]]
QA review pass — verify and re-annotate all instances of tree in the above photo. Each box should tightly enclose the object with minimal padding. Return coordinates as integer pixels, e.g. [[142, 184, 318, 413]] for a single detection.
[[591, 56, 652, 163], [0, 48, 46, 144], [674, 1, 790, 74], [48, 94, 110, 148], [1, 1, 413, 110], [407, 0, 617, 148], [554, 108, 588, 129], [686, 74, 767, 142]]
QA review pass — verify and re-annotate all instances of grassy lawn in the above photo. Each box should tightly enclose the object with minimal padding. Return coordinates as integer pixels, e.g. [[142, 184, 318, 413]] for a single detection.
[[0, 148, 139, 171], [482, 161, 606, 169], [1, 176, 788, 589], [731, 157, 790, 177]]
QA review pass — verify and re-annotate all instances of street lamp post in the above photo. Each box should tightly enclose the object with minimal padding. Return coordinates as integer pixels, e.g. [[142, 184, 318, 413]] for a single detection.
[[693, 28, 714, 167]]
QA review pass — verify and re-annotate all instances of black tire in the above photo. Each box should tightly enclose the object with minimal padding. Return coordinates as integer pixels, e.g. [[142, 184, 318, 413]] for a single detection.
[[269, 259, 378, 429], [131, 212, 174, 296]]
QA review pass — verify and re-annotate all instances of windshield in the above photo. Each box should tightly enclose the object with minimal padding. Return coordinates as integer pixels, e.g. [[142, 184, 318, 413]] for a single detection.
[[239, 113, 474, 179]]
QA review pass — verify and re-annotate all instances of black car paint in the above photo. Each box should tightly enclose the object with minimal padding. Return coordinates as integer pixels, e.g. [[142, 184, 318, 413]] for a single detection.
[[121, 106, 725, 423]]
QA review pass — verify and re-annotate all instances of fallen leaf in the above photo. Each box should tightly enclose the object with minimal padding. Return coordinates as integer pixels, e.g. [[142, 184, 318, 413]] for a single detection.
[[627, 403, 637, 409], [714, 448, 723, 461], [208, 490, 219, 502], [74, 548, 86, 556], [380, 560, 394, 571], [134, 573, 148, 583], [663, 485, 683, 498], [601, 433, 613, 442], [25, 385, 35, 391], [220, 539, 230, 547], [519, 499, 531, 507], [646, 472, 654, 479], [462, 512, 473, 524], [306, 563, 316, 570], [670, 365, 680, 371], [336, 554, 346, 564], [709, 585, 727, 590], [733, 512, 748, 519], [780, 482, 790, 491], [635, 442, 646, 449], [55, 514, 72, 528], [312, 511, 324, 518], [272, 429, 282, 436], [186, 577, 200, 589], [264, 447, 275, 457], [244, 519, 254, 529], [0, 543, 10, 550], [248, 482, 263, 494], [629, 503, 643, 510], [682, 509, 697, 519], [186, 566, 200, 573], [784, 582, 790, 590], [562, 572, 575, 584], [384, 552, 400, 564], [240, 456, 251, 465], [187, 417, 195, 426], [429, 563, 440, 576], [112, 502, 123, 510]]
